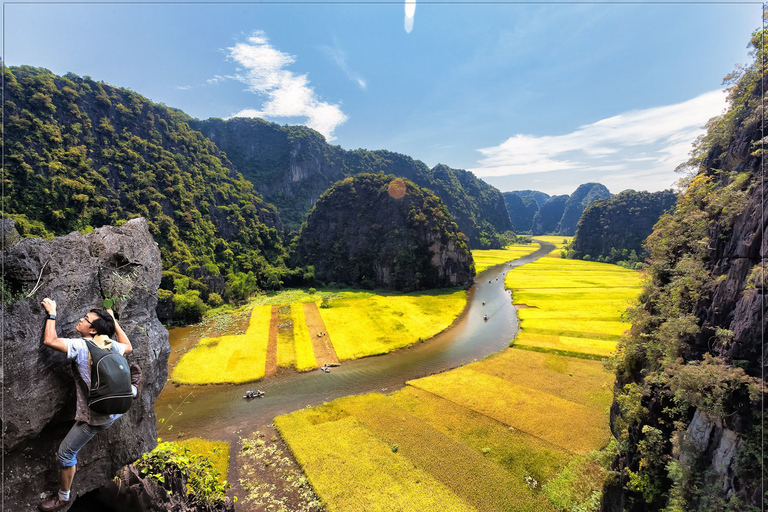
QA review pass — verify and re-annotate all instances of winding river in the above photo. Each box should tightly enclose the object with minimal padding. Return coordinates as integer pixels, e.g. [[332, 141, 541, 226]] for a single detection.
[[153, 241, 555, 443]]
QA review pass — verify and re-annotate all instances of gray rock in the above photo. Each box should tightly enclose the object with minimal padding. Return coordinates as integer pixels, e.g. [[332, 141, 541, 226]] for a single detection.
[[713, 429, 740, 486], [85, 464, 235, 512], [2, 218, 170, 511]]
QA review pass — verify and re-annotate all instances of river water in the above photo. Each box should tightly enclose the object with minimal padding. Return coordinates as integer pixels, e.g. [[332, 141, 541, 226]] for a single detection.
[[153, 242, 555, 443]]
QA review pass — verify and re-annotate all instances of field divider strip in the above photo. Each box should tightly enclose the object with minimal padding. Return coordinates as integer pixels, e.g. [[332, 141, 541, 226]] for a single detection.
[[303, 302, 339, 365], [265, 305, 279, 377]]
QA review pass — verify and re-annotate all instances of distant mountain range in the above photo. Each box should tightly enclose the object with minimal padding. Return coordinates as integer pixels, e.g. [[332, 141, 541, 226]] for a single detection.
[[502, 183, 612, 235]]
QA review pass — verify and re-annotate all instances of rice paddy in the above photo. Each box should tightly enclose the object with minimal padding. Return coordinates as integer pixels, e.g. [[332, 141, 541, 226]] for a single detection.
[[171, 287, 467, 384], [506, 256, 643, 357], [318, 289, 467, 360], [471, 243, 541, 273], [171, 305, 272, 384], [275, 245, 639, 512]]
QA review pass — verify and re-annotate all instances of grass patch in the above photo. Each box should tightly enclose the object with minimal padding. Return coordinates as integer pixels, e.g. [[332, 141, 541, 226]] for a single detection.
[[292, 302, 317, 371], [275, 408, 476, 512], [408, 367, 610, 454], [543, 440, 619, 512], [472, 243, 541, 273], [318, 289, 467, 360], [176, 437, 230, 482], [172, 306, 272, 384], [237, 429, 322, 512]]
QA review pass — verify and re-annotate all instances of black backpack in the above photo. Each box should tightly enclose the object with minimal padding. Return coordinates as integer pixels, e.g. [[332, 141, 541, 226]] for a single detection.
[[85, 339, 133, 415]]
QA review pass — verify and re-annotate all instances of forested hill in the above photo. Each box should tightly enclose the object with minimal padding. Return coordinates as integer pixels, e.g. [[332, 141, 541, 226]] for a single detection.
[[569, 189, 677, 265], [193, 117, 512, 248], [297, 173, 474, 290], [3, 66, 289, 318], [604, 29, 767, 512]]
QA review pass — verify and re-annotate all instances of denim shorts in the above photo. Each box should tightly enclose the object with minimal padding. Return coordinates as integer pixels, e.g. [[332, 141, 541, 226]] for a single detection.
[[57, 420, 114, 467]]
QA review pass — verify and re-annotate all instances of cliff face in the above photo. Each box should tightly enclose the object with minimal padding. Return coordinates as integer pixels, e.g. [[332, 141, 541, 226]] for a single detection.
[[604, 31, 767, 512], [193, 118, 511, 247], [2, 218, 169, 511], [297, 174, 474, 290], [557, 182, 612, 236], [571, 190, 678, 262], [531, 195, 568, 235], [502, 192, 539, 232]]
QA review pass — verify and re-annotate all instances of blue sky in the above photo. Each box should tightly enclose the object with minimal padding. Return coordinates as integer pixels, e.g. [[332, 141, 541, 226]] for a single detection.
[[3, 1, 761, 195]]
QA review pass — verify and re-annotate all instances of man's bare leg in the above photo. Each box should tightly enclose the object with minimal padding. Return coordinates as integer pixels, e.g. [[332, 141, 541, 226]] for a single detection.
[[60, 465, 76, 492]]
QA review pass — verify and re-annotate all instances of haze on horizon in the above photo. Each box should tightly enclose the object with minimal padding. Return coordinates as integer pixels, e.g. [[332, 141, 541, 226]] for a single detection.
[[3, 1, 760, 196]]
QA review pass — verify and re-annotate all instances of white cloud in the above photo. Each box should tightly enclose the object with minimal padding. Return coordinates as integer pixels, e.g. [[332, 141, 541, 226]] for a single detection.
[[471, 90, 727, 192], [226, 31, 348, 140], [404, 0, 416, 33], [320, 41, 367, 90]]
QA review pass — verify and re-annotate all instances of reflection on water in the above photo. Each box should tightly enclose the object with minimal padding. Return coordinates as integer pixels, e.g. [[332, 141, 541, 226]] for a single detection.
[[154, 243, 554, 444]]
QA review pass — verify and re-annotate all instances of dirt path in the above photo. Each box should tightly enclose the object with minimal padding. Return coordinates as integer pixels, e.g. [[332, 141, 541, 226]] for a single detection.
[[264, 306, 279, 377], [303, 302, 339, 366]]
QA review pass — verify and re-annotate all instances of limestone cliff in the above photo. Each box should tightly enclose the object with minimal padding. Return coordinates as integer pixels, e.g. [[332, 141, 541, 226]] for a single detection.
[[603, 29, 767, 512], [297, 174, 474, 290], [2, 218, 169, 511], [193, 118, 512, 247]]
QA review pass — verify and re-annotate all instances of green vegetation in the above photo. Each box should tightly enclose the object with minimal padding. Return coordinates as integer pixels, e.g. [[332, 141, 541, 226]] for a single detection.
[[608, 27, 768, 511], [195, 118, 513, 247], [471, 242, 539, 273], [566, 189, 678, 268], [135, 440, 230, 507], [297, 173, 474, 291], [3, 65, 294, 318], [506, 255, 642, 357]]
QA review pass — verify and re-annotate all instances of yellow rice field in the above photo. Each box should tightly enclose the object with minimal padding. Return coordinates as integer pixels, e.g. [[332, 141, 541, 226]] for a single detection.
[[318, 289, 467, 360], [171, 287, 468, 383], [471, 243, 541, 273], [275, 407, 477, 512], [292, 302, 318, 371], [171, 306, 272, 384], [276, 251, 634, 511], [532, 236, 573, 258], [506, 256, 642, 357]]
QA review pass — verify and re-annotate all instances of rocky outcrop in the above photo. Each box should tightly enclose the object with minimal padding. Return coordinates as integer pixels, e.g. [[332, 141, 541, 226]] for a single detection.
[[297, 174, 474, 290], [2, 218, 169, 511], [557, 182, 612, 236], [531, 195, 568, 235], [603, 37, 767, 511], [74, 464, 235, 512], [502, 192, 539, 233]]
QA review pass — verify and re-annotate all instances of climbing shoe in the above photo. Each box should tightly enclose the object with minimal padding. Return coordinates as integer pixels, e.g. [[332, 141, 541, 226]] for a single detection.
[[39, 494, 71, 512]]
